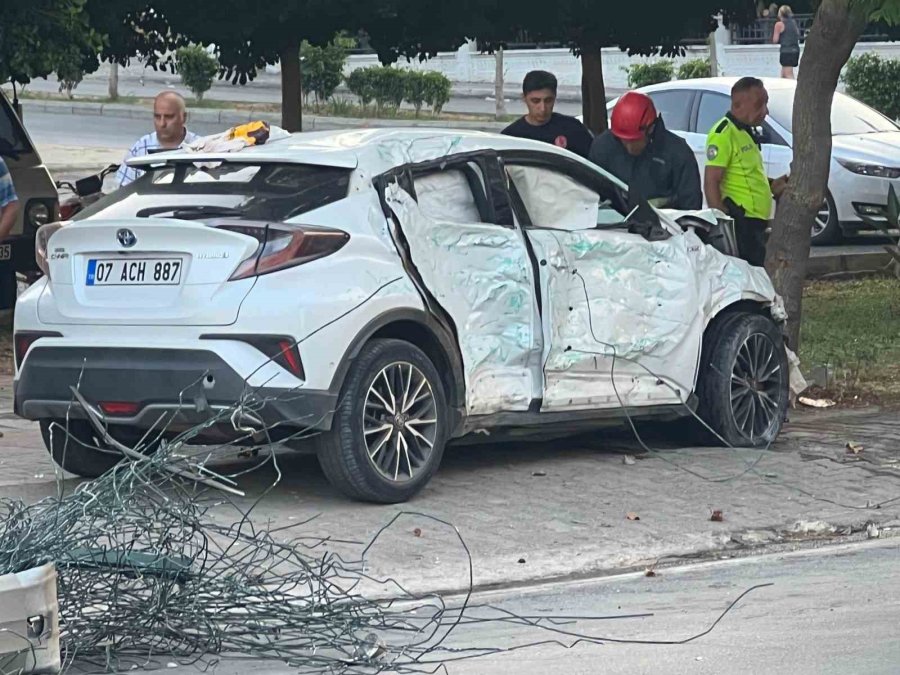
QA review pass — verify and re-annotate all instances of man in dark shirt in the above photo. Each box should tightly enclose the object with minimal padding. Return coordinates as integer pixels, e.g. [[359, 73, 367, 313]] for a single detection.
[[501, 70, 592, 159], [589, 91, 702, 210]]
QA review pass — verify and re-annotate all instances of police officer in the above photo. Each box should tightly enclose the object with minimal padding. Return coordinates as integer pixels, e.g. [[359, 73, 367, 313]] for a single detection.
[[590, 91, 701, 210], [704, 77, 788, 266]]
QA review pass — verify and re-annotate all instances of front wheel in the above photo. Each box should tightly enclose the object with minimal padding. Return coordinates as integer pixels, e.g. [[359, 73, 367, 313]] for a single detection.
[[811, 191, 842, 245], [695, 313, 789, 448], [316, 339, 448, 503]]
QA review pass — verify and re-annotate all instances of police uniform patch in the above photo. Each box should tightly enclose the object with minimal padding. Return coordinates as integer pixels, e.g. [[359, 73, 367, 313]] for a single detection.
[[707, 145, 719, 160]]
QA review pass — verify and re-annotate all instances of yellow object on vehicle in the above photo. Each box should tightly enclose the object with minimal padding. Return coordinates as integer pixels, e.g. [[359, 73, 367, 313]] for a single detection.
[[230, 121, 270, 146]]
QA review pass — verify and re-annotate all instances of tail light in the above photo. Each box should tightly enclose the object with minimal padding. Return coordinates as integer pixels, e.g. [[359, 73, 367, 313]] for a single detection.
[[220, 223, 349, 281], [35, 222, 65, 279], [200, 334, 305, 379], [14, 331, 62, 370], [59, 199, 79, 221]]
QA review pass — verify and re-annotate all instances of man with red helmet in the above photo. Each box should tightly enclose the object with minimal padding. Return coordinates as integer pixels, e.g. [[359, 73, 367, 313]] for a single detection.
[[589, 91, 701, 210]]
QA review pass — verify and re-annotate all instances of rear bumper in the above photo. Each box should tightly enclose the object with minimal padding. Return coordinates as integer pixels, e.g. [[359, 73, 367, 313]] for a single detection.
[[14, 346, 336, 436]]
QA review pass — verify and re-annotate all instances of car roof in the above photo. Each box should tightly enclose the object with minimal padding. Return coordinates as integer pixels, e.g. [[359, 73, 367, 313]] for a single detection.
[[128, 127, 599, 177], [638, 76, 797, 95]]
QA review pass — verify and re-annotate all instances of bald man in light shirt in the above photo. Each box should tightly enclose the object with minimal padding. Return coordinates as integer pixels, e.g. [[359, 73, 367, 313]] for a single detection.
[[116, 91, 200, 187]]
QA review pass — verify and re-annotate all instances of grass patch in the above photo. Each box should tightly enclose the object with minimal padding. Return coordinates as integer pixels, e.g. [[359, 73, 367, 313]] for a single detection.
[[799, 276, 900, 403]]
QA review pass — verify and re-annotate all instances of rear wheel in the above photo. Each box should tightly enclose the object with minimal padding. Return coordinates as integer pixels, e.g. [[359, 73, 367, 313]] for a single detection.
[[316, 339, 448, 503], [696, 313, 789, 448], [40, 419, 124, 477]]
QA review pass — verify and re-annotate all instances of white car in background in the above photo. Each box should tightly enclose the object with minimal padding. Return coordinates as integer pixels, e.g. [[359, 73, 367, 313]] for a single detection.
[[13, 128, 789, 503], [608, 77, 900, 244]]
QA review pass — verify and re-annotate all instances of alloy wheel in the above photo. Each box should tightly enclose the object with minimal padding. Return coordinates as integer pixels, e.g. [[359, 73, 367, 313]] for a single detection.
[[729, 333, 784, 441], [812, 199, 831, 238], [362, 362, 438, 483]]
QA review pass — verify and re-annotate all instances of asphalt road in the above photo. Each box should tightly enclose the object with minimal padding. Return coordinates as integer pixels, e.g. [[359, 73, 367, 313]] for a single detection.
[[104, 539, 899, 675]]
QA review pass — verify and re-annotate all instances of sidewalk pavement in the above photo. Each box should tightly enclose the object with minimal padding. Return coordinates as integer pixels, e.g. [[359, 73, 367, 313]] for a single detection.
[[1, 372, 898, 597]]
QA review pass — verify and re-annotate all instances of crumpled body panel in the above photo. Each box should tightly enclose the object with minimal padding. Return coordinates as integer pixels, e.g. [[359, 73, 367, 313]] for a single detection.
[[529, 226, 779, 411], [385, 182, 540, 415]]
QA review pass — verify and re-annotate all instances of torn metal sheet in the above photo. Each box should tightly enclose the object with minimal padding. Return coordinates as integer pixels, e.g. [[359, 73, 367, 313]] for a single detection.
[[528, 226, 781, 411], [385, 181, 540, 415]]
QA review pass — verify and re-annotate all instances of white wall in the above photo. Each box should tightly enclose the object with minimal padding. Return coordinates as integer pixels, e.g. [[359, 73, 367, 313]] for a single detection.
[[333, 39, 900, 93]]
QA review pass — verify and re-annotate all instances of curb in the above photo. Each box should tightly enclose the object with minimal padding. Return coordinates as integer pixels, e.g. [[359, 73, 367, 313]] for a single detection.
[[806, 251, 892, 277]]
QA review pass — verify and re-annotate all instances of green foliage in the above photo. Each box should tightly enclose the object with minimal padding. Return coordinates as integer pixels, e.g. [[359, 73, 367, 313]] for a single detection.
[[0, 0, 105, 87], [344, 66, 451, 116], [175, 45, 219, 101], [421, 71, 451, 114], [402, 71, 430, 116], [345, 66, 381, 109], [677, 58, 712, 80], [842, 52, 900, 120], [301, 36, 353, 107], [372, 67, 407, 111], [625, 61, 674, 89]]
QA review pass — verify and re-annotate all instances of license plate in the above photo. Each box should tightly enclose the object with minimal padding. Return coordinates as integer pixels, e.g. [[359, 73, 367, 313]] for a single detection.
[[86, 258, 183, 286]]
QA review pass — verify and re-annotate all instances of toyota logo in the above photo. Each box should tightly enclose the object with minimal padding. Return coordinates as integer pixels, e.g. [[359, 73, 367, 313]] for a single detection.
[[117, 228, 137, 248]]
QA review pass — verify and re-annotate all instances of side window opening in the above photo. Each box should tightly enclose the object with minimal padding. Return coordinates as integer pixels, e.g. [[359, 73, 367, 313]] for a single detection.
[[506, 164, 624, 231], [412, 164, 491, 224]]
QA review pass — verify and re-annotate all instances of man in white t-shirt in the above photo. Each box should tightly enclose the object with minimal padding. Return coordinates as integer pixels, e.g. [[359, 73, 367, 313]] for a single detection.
[[116, 91, 200, 187]]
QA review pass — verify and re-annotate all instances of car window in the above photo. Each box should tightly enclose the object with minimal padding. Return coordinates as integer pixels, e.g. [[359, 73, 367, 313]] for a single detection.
[[647, 90, 694, 132], [75, 161, 351, 222], [696, 92, 731, 135], [0, 93, 33, 158], [413, 168, 487, 224], [768, 88, 900, 135], [506, 164, 608, 231]]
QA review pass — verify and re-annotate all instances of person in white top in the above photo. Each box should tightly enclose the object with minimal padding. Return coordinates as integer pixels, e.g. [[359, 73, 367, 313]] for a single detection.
[[116, 91, 200, 187]]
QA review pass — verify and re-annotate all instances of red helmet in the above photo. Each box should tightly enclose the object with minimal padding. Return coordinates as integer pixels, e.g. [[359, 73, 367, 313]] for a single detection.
[[610, 91, 658, 141]]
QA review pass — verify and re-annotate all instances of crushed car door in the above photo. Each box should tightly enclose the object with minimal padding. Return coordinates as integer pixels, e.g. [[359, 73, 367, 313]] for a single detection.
[[504, 154, 704, 413], [381, 153, 543, 416]]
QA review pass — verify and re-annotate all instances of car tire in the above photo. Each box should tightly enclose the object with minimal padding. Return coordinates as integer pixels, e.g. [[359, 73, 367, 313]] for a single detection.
[[811, 191, 842, 245], [316, 339, 448, 503], [695, 313, 789, 448], [40, 419, 124, 478]]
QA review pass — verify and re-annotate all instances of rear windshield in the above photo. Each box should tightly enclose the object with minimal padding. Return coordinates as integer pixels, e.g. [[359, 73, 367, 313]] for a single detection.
[[0, 91, 34, 159], [75, 161, 352, 222]]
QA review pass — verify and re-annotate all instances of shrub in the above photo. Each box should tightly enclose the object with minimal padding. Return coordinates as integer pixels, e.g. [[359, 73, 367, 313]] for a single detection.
[[175, 45, 219, 101], [345, 66, 452, 117], [422, 71, 451, 115], [677, 58, 712, 80], [403, 71, 430, 116], [345, 66, 382, 110], [625, 61, 674, 89], [372, 67, 406, 112], [842, 52, 900, 121], [301, 36, 352, 108]]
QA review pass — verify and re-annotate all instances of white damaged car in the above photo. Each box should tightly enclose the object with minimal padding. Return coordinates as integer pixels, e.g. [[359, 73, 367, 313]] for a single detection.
[[13, 129, 789, 502]]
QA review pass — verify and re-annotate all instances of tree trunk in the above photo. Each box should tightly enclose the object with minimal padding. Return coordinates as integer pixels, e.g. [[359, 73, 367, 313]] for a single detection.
[[708, 29, 719, 77], [108, 62, 119, 101], [580, 47, 608, 134], [280, 40, 303, 132], [765, 0, 866, 350], [494, 46, 506, 120]]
